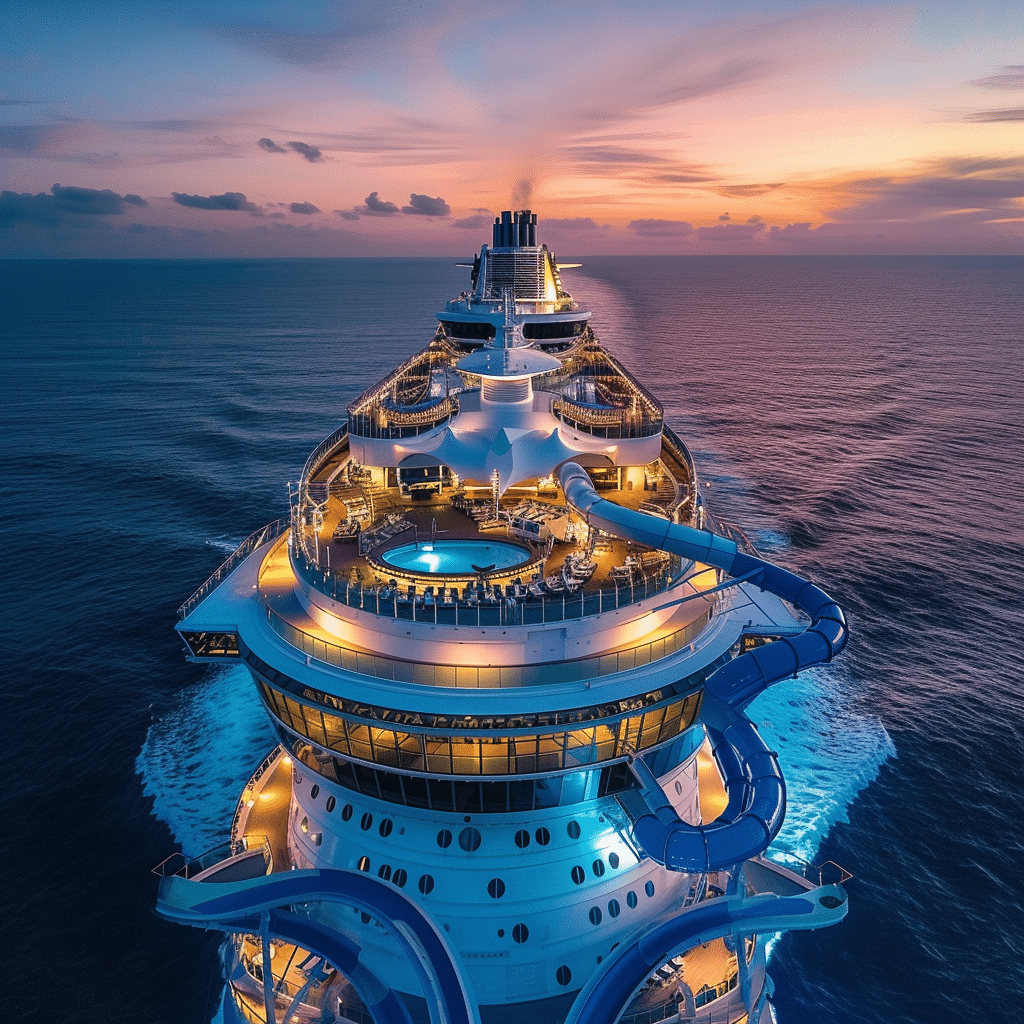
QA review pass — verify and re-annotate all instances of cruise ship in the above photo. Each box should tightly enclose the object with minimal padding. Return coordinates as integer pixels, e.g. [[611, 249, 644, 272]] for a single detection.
[[155, 211, 850, 1024]]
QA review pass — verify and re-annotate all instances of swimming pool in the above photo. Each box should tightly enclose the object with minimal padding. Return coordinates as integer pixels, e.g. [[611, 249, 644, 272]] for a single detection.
[[380, 539, 530, 575]]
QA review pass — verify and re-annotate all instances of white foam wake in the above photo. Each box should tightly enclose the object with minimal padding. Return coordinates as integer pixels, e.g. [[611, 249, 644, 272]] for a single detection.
[[136, 663, 277, 853]]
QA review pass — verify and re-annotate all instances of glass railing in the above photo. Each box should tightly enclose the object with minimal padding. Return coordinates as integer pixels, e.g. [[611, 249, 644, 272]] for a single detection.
[[261, 596, 712, 689]]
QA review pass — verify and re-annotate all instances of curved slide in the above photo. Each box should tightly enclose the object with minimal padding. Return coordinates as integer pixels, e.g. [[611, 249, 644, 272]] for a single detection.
[[563, 886, 849, 1024], [558, 462, 848, 708], [157, 867, 479, 1024]]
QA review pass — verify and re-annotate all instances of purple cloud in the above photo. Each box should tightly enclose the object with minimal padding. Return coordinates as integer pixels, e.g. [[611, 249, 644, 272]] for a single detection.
[[360, 191, 400, 216], [288, 141, 323, 163], [0, 183, 146, 224], [402, 193, 450, 216], [172, 191, 260, 212], [289, 201, 320, 214], [451, 213, 494, 229], [696, 222, 765, 241], [969, 65, 1024, 90], [258, 137, 287, 153], [628, 219, 693, 237]]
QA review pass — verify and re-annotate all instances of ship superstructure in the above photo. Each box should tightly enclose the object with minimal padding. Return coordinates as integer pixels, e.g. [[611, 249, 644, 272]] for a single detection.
[[155, 212, 850, 1024]]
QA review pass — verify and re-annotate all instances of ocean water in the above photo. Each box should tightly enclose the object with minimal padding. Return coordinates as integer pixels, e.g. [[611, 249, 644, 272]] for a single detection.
[[2, 255, 1022, 1024]]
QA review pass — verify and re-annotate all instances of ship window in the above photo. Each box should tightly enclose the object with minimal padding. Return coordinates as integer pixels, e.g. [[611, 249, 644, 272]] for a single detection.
[[514, 829, 530, 849], [487, 878, 506, 899], [567, 821, 581, 839], [608, 852, 619, 869], [459, 827, 482, 852], [535, 827, 550, 846], [360, 813, 373, 831], [626, 891, 638, 909], [357, 856, 371, 872], [392, 868, 408, 888], [480, 781, 509, 813], [571, 865, 585, 885], [310, 784, 320, 800], [418, 874, 434, 895], [326, 796, 336, 813], [556, 966, 572, 987], [608, 899, 620, 918], [403, 775, 430, 809], [341, 804, 353, 821], [509, 779, 534, 811], [437, 829, 453, 849], [429, 779, 455, 812], [645, 880, 655, 898], [378, 864, 392, 881], [592, 859, 605, 877], [589, 907, 602, 926], [379, 819, 393, 838], [512, 923, 529, 944]]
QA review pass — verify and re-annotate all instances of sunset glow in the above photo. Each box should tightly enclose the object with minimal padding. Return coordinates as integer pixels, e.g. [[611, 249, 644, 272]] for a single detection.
[[3, 1, 1022, 256]]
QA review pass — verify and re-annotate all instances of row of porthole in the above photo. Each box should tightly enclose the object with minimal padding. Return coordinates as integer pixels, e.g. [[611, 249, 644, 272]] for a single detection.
[[570, 852, 621, 885], [588, 882, 656, 925]]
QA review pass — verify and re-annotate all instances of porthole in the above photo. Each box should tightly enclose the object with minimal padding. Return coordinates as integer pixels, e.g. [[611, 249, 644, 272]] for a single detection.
[[626, 891, 638, 909], [608, 899, 620, 918], [437, 829, 453, 849], [608, 852, 619, 869], [592, 859, 605, 877], [497, 929, 505, 938], [589, 907, 602, 926], [379, 819, 393, 837], [325, 796, 336, 813], [512, 923, 529, 944], [556, 966, 572, 987], [378, 864, 392, 881], [341, 804, 353, 821], [418, 874, 434, 895], [567, 820, 581, 840], [459, 827, 481, 852], [392, 868, 408, 888], [357, 856, 371, 872], [487, 878, 506, 899], [310, 784, 319, 800], [675, 780, 683, 796], [514, 829, 530, 849], [360, 911, 371, 924], [535, 827, 550, 846], [571, 865, 585, 885], [645, 880, 655, 898], [360, 812, 373, 831]]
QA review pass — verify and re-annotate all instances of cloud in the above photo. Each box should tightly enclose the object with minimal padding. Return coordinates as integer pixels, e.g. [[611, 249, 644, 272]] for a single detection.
[[289, 202, 320, 214], [452, 213, 494, 229], [361, 191, 400, 216], [716, 183, 784, 197], [335, 209, 361, 221], [172, 191, 260, 212], [628, 219, 693, 237], [718, 212, 730, 221], [964, 108, 1024, 123], [288, 141, 323, 162], [696, 222, 765, 241], [969, 65, 1024, 90], [545, 217, 601, 231], [258, 137, 288, 153], [401, 193, 450, 216], [0, 183, 146, 225]]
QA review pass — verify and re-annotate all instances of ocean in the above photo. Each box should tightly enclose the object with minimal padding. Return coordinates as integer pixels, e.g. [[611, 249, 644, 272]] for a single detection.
[[2, 255, 1021, 1024]]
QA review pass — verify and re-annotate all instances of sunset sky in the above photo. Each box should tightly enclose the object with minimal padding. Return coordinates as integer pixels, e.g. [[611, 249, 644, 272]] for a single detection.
[[2, 1, 1022, 256]]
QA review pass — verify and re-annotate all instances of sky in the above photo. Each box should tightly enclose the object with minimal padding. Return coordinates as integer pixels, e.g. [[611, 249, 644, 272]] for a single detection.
[[2, 1, 1023, 256]]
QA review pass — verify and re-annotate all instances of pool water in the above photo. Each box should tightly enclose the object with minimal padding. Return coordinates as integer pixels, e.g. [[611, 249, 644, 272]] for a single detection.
[[381, 539, 529, 575]]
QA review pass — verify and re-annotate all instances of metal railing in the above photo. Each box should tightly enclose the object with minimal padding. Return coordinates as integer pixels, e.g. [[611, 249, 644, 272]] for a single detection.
[[152, 834, 271, 880], [300, 422, 349, 491], [178, 518, 290, 619]]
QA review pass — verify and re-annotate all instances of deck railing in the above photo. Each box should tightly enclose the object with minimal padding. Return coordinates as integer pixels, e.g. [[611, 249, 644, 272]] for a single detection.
[[178, 518, 290, 620]]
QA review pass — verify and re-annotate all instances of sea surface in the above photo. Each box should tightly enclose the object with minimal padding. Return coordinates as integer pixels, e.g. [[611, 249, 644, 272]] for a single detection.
[[2, 255, 1022, 1024]]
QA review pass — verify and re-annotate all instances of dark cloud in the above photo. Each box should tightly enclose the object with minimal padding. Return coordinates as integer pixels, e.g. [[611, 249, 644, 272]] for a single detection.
[[288, 141, 323, 162], [289, 201, 320, 214], [628, 219, 693, 237], [747, 215, 763, 224], [258, 137, 288, 153], [172, 191, 260, 212], [401, 193, 450, 216], [0, 124, 58, 154], [361, 192, 400, 216], [696, 222, 765, 241], [335, 209, 361, 221], [452, 213, 493, 229], [768, 223, 815, 244], [717, 183, 784, 197], [565, 145, 670, 166], [969, 65, 1024, 90], [718, 212, 730, 221], [964, 108, 1024, 123], [0, 183, 146, 225], [512, 180, 533, 206]]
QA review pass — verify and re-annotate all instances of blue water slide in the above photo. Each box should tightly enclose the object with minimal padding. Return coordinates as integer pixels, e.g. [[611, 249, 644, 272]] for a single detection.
[[621, 711, 786, 873], [156, 867, 479, 1024], [563, 886, 849, 1024], [557, 462, 848, 707]]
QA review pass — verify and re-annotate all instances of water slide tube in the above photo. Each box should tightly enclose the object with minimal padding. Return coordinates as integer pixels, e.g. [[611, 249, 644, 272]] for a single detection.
[[563, 886, 849, 1024], [557, 462, 848, 708], [156, 867, 479, 1024]]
